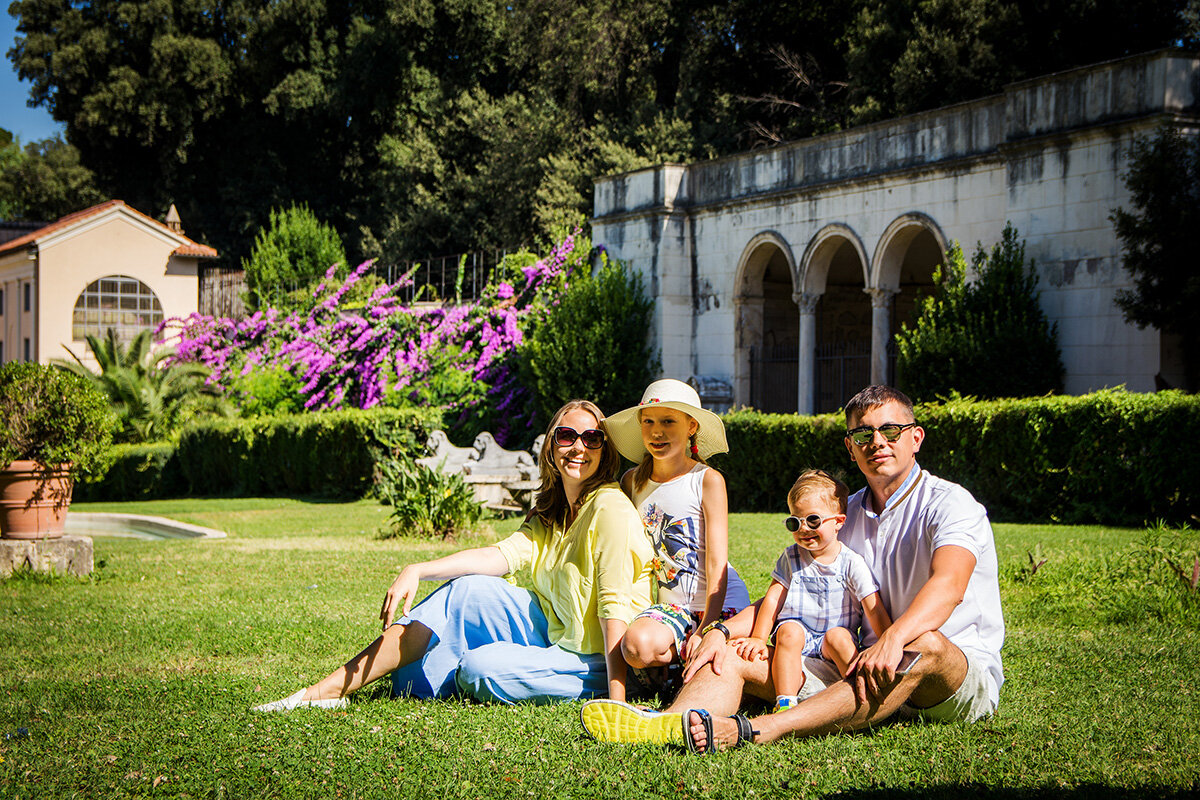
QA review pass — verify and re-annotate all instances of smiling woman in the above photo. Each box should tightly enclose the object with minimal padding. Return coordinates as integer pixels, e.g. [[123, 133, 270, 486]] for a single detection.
[[252, 398, 655, 712]]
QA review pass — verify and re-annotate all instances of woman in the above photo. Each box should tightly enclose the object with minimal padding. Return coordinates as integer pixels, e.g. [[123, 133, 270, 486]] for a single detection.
[[253, 399, 654, 709]]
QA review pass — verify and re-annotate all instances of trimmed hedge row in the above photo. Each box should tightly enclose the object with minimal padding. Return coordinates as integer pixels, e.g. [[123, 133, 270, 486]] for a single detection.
[[77, 407, 441, 500], [711, 389, 1199, 526]]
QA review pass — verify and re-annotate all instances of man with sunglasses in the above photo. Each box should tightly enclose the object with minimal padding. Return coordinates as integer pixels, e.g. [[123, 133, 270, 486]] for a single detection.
[[580, 385, 1004, 751]]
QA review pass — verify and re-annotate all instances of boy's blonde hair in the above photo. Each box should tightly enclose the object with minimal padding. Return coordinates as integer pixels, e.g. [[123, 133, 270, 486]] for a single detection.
[[787, 469, 849, 514]]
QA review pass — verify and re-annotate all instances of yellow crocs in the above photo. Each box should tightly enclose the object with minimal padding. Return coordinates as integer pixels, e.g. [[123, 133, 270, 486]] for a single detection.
[[579, 700, 684, 745]]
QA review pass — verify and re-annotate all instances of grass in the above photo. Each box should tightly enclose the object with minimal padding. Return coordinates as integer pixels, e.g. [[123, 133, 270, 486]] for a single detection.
[[2, 497, 1199, 799]]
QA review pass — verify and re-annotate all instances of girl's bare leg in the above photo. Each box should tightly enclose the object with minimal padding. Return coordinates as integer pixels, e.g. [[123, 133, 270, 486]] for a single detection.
[[303, 622, 433, 700], [620, 617, 678, 669]]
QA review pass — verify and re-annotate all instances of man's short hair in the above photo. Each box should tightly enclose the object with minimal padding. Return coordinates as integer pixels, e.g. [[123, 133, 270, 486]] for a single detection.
[[844, 385, 915, 426], [787, 469, 849, 514]]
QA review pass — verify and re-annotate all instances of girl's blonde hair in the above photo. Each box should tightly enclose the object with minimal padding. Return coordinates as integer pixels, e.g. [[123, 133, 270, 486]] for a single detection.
[[787, 469, 849, 514], [532, 399, 621, 527], [630, 410, 707, 494]]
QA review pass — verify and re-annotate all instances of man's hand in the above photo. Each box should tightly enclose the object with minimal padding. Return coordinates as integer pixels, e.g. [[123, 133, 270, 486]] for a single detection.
[[846, 631, 905, 704], [682, 629, 730, 683], [379, 565, 421, 629], [730, 636, 768, 662]]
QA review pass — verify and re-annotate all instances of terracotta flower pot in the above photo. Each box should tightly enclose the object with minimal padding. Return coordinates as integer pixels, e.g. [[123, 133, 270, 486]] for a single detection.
[[0, 460, 74, 540]]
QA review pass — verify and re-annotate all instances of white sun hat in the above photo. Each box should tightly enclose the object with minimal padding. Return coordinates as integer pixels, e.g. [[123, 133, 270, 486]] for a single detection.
[[605, 378, 729, 463]]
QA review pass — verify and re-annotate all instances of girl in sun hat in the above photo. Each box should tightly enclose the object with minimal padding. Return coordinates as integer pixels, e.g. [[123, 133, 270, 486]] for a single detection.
[[607, 378, 751, 698]]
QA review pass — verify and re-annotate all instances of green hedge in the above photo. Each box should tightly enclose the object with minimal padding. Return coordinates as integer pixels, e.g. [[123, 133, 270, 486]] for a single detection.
[[77, 407, 441, 501], [74, 442, 184, 501], [710, 389, 1199, 526]]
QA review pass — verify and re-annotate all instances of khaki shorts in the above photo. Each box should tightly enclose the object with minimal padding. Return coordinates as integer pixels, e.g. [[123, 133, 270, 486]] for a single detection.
[[794, 649, 997, 723], [895, 648, 997, 723]]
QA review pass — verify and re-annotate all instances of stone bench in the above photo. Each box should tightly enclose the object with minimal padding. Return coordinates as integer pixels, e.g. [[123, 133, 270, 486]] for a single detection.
[[417, 430, 541, 512]]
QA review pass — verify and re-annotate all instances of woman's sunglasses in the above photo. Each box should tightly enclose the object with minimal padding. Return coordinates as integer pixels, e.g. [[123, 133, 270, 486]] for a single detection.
[[553, 426, 606, 450], [784, 514, 839, 532]]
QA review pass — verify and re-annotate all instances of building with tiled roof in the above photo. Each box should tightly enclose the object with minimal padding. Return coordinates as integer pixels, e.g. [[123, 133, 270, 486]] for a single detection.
[[0, 200, 217, 366]]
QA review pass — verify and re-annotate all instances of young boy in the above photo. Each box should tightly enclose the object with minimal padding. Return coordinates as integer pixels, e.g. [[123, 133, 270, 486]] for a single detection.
[[732, 469, 892, 710]]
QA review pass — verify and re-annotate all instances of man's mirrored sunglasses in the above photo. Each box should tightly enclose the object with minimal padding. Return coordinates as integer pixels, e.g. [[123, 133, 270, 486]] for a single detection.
[[845, 421, 917, 446], [553, 426, 606, 449]]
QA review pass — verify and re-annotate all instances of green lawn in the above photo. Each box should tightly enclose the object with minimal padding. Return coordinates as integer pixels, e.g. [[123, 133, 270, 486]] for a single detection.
[[2, 498, 1198, 799]]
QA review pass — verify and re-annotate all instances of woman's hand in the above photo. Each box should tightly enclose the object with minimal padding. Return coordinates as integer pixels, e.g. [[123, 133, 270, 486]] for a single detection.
[[681, 633, 702, 662], [380, 565, 422, 629]]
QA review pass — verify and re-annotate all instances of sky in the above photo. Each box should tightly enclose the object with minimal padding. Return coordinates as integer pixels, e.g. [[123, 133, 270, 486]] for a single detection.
[[1, 10, 64, 144]]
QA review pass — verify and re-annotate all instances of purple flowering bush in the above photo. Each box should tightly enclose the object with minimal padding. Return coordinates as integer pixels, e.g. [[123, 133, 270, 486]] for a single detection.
[[161, 230, 587, 446]]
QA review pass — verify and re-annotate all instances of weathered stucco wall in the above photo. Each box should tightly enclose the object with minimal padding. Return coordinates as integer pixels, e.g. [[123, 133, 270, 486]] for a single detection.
[[593, 50, 1200, 408]]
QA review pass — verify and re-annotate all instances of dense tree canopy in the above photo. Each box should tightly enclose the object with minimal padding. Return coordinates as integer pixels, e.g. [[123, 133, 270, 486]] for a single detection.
[[1112, 125, 1200, 391], [6, 0, 1196, 265]]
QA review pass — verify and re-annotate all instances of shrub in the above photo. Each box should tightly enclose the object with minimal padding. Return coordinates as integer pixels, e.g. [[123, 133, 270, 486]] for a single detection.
[[895, 223, 1064, 401], [0, 362, 114, 478], [375, 455, 485, 539], [74, 442, 182, 501], [242, 204, 347, 311], [519, 253, 659, 429], [714, 389, 1200, 525], [173, 406, 440, 498], [53, 328, 227, 443]]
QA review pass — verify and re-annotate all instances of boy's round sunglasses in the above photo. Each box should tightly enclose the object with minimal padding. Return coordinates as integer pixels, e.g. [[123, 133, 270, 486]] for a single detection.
[[845, 421, 917, 446], [785, 514, 840, 532], [553, 426, 606, 449]]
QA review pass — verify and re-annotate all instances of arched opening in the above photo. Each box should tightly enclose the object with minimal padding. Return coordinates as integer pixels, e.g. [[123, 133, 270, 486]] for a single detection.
[[733, 233, 798, 411], [814, 241, 872, 413], [873, 215, 945, 389], [72, 275, 164, 343]]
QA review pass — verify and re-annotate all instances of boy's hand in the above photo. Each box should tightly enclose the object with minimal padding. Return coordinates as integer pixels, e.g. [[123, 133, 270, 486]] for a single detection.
[[733, 636, 768, 662]]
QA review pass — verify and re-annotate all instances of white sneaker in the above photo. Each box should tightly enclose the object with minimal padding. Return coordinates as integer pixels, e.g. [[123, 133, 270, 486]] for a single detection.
[[252, 688, 349, 712]]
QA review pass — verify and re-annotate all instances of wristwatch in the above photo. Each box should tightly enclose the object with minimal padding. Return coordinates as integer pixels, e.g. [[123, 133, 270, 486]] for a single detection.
[[701, 621, 730, 640]]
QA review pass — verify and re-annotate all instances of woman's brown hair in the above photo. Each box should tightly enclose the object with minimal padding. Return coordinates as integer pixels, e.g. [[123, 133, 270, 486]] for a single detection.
[[531, 399, 622, 527]]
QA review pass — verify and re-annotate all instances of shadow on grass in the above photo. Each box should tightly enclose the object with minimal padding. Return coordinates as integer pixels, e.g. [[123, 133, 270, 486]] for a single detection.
[[826, 785, 1200, 799]]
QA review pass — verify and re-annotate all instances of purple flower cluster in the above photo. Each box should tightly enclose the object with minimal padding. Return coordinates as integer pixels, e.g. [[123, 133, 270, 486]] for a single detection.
[[160, 231, 583, 440]]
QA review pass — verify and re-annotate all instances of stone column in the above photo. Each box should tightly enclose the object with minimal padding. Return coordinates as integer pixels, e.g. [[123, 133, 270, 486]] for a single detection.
[[794, 292, 820, 415], [866, 288, 897, 386]]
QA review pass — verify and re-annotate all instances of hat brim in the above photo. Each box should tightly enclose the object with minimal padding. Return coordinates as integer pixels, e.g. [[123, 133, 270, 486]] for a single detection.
[[605, 401, 728, 463]]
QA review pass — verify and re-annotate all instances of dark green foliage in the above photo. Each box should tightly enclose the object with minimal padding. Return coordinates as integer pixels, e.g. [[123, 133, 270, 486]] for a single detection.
[[52, 329, 227, 443], [73, 442, 182, 501], [716, 391, 1200, 525], [0, 362, 114, 478], [710, 409, 857, 513], [376, 455, 485, 539], [519, 256, 659, 426], [12, 0, 1192, 263], [1112, 125, 1200, 391], [242, 204, 348, 311], [0, 134, 104, 221], [895, 223, 1064, 402], [171, 407, 440, 498]]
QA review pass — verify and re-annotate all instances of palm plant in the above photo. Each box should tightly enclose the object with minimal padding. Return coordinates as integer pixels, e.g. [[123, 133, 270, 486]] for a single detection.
[[53, 329, 229, 443]]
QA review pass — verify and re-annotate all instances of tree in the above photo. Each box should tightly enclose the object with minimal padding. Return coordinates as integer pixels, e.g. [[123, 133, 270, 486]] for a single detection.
[[519, 255, 659, 428], [52, 328, 227, 443], [0, 134, 104, 221], [1111, 126, 1200, 392], [241, 204, 347, 311], [895, 223, 1064, 401]]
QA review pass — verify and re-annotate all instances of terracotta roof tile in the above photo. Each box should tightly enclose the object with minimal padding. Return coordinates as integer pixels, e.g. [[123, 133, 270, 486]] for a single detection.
[[0, 199, 219, 259]]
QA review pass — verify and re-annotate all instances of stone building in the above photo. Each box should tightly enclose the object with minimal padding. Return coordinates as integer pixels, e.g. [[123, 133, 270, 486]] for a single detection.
[[591, 50, 1199, 413]]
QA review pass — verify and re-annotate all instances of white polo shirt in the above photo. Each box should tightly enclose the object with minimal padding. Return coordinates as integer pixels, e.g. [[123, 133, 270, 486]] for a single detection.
[[841, 464, 1005, 705]]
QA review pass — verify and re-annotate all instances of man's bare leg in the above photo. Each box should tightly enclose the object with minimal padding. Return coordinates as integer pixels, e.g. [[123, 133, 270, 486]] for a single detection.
[[303, 622, 434, 701], [689, 631, 968, 750]]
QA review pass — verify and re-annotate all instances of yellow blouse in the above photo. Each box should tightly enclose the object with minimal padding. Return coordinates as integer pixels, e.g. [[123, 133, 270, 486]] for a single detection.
[[495, 483, 654, 655]]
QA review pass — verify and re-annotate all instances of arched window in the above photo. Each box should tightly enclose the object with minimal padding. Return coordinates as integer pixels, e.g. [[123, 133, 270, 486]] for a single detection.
[[72, 276, 164, 342]]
